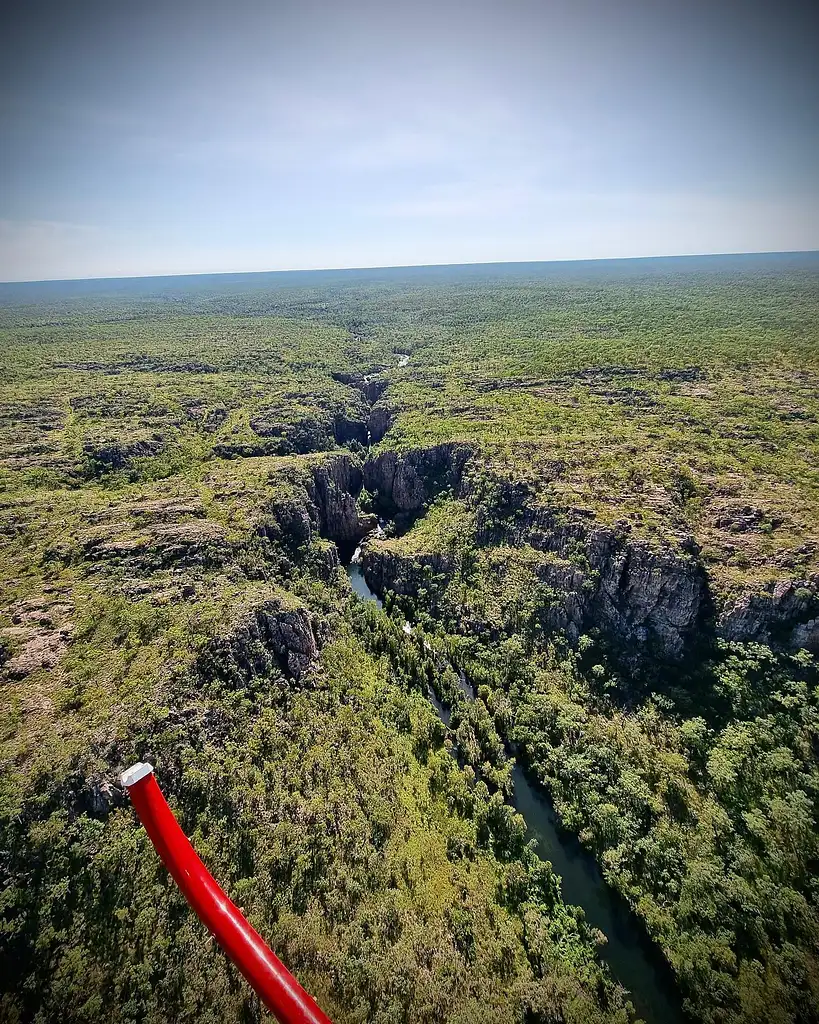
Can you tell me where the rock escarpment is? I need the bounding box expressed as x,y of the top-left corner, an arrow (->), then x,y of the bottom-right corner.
80,519 -> 230,569
248,410 -> 334,454
367,404 -> 393,444
481,500 -> 705,660
255,455 -> 376,560
331,371 -> 387,406
329,369 -> 398,446
82,434 -> 164,475
360,443 -> 819,660
307,455 -> 377,548
361,444 -> 705,660
362,517 -> 703,663
719,577 -> 819,651
332,412 -> 368,448
361,549 -> 453,601
243,405 -> 369,456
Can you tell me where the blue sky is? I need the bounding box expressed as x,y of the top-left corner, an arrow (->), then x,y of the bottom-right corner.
1,0 -> 818,281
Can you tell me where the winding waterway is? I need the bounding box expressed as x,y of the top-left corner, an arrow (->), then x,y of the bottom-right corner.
346,559 -> 685,1024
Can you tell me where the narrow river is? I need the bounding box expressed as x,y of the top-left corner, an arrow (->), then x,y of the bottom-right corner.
346,560 -> 685,1024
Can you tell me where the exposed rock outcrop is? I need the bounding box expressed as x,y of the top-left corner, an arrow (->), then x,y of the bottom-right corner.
311,539 -> 341,581
258,498 -> 314,551
363,518 -> 704,662
202,404 -> 229,432
364,443 -> 473,512
711,501 -> 780,534
0,401 -> 67,471
361,549 -> 453,600
363,443 -> 819,658
483,502 -> 705,660
82,434 -> 164,474
1,594 -> 74,680
332,412 -> 368,448
361,445 -> 704,660
195,597 -> 319,684
367,404 -> 393,444
255,455 -> 376,563
249,410 -> 333,454
307,455 -> 376,549
59,356 -> 217,374
229,397 -> 369,457
718,577 -> 819,651
331,371 -> 387,405
78,519 -> 229,569
78,778 -> 124,819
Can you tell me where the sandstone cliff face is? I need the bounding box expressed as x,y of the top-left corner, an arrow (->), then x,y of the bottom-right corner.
248,456 -> 377,576
360,444 -> 818,660
195,597 -> 319,684
367,404 -> 393,445
483,503 -> 705,660
718,577 -> 819,651
257,497 -> 314,552
364,443 -> 472,512
256,455 -> 376,558
594,540 -> 704,657
307,455 -> 377,547
362,519 -> 703,662
330,371 -> 387,405
361,549 -> 453,601
243,408 -> 368,455
249,410 -> 332,453
360,445 -> 705,660
332,413 -> 368,448
515,505 -> 818,656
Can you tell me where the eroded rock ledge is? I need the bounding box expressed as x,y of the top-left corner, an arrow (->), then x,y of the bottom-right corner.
720,578 -> 819,650
308,456 -> 376,547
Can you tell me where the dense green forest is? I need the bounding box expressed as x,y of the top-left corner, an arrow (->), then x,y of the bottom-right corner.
1,253 -> 817,1024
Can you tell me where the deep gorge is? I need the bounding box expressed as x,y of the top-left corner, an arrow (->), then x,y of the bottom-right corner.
345,552 -> 685,1024
2,255 -> 818,1024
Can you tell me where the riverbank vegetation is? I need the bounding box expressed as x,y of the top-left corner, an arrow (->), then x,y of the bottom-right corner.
416,629 -> 819,1024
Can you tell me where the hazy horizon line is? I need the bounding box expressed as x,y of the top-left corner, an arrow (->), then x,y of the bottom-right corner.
2,247 -> 818,288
